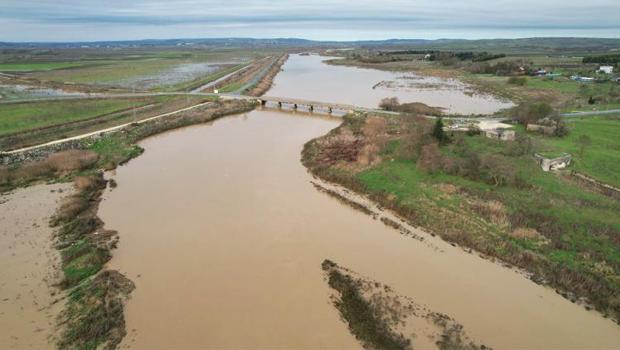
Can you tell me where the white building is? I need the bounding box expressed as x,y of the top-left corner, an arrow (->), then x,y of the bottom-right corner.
599,66 -> 614,74
485,128 -> 516,141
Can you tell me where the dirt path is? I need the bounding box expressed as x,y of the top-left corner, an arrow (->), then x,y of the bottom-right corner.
0,183 -> 73,348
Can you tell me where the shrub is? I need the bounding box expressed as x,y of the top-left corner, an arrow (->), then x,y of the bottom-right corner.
379,97 -> 400,111
507,76 -> 527,86
480,154 -> 520,186
46,150 -> 99,172
0,166 -> 10,184
466,125 -> 481,136
363,117 -> 387,140
511,102 -> 554,126
56,195 -> 90,222
417,143 -> 443,173
432,118 -> 448,144
13,160 -> 54,179
503,134 -> 532,156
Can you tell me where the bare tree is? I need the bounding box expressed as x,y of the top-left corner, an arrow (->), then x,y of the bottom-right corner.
379,97 -> 400,111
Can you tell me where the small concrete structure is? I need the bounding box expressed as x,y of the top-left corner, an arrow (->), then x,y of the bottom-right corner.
485,128 -> 516,141
571,75 -> 595,82
527,123 -> 557,135
534,153 -> 572,171
599,66 -> 614,74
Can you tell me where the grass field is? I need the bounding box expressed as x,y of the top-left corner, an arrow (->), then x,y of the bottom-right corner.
533,116 -> 620,187
0,98 -> 158,136
10,48 -> 270,90
0,62 -> 88,72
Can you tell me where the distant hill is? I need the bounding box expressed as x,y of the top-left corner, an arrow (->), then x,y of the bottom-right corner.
1,37 -> 619,54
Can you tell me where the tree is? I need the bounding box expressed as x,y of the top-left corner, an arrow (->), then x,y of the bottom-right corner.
432,118 -> 448,144
550,114 -> 569,137
511,102 -> 553,127
503,134 -> 532,156
576,134 -> 592,157
481,155 -> 516,187
588,96 -> 595,105
379,97 -> 400,111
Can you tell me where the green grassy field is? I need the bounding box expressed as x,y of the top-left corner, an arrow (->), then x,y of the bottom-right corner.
0,62 -> 88,72
0,98 -> 157,136
525,77 -> 582,93
357,131 -> 620,267
534,116 -> 620,187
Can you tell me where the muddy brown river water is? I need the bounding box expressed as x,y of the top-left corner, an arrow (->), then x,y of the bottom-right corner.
99,55 -> 620,349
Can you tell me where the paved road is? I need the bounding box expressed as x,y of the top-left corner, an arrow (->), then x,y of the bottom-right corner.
560,109 -> 620,117
190,63 -> 253,93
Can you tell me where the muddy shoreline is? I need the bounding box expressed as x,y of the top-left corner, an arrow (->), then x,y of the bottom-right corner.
0,183 -> 71,348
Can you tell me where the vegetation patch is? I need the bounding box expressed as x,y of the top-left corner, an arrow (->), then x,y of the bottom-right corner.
0,98 -> 158,137
322,259 -> 485,350
58,270 -> 134,350
0,150 -> 99,192
305,112 -> 620,323
322,259 -> 412,350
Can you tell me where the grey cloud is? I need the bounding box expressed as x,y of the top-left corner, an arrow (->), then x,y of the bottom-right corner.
1,0 -> 619,41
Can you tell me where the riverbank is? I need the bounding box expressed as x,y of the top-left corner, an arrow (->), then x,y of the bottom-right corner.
302,112 -> 620,324
0,98 -> 257,348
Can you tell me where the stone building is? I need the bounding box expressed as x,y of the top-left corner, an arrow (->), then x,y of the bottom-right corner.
485,128 -> 516,141
534,153 -> 572,171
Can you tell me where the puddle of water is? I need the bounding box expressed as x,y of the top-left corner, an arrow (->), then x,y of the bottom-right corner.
266,54 -> 513,115
117,63 -> 225,89
0,84 -> 88,100
100,111 -> 620,349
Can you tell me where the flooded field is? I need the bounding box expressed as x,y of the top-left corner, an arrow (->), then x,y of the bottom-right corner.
267,54 -> 513,115
117,62 -> 227,89
0,84 -> 88,100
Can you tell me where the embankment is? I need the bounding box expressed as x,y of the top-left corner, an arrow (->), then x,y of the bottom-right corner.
246,54 -> 289,96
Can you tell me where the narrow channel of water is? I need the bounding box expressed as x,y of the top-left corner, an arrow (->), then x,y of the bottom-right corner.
99,55 -> 620,349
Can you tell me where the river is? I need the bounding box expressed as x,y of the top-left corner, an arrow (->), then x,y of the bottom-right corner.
266,54 -> 513,114
99,54 -> 620,349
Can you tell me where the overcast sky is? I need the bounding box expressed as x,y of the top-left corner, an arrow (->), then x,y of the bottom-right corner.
1,0 -> 619,42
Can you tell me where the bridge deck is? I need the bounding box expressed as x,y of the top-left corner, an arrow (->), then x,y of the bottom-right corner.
259,96 -> 358,111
